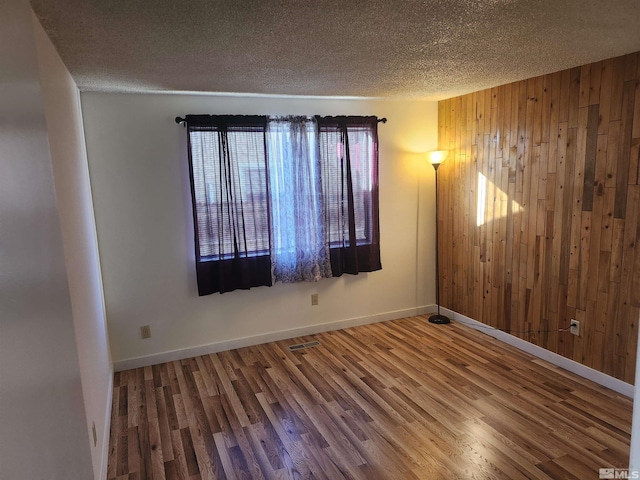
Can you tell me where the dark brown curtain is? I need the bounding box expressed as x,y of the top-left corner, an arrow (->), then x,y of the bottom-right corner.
317,116 -> 381,276
186,115 -> 272,295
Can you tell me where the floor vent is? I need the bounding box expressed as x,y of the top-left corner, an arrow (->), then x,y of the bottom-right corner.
287,340 -> 321,351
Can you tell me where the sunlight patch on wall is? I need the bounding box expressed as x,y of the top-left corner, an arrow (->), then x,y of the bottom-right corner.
477,172 -> 522,227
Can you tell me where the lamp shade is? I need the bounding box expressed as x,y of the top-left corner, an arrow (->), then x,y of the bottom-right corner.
428,150 -> 449,165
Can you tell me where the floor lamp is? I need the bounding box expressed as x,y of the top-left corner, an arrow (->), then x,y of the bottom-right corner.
428,150 -> 450,325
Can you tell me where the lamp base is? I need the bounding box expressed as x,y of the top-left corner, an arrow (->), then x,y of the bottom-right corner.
428,314 -> 450,325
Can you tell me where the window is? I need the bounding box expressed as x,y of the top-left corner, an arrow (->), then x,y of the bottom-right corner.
319,121 -> 377,246
189,123 -> 269,260
184,114 -> 381,295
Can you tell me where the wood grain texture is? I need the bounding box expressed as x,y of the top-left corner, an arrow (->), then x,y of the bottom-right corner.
438,51 -> 640,383
107,317 -> 632,479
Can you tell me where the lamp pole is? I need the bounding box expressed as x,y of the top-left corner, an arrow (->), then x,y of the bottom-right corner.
428,151 -> 450,324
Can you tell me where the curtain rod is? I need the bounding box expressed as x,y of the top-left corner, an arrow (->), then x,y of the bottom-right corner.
174,116 -> 387,125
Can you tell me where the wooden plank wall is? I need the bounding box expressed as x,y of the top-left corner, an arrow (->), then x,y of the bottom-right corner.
437,52 -> 640,384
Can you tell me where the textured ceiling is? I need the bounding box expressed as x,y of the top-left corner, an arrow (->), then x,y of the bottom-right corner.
30,0 -> 640,100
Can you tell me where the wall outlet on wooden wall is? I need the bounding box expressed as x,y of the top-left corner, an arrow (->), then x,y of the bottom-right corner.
570,320 -> 580,336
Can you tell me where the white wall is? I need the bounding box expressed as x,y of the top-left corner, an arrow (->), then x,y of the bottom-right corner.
0,0 -> 94,478
81,92 -> 439,368
33,16 -> 113,480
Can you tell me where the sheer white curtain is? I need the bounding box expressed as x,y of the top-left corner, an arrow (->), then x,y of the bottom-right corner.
266,116 -> 332,283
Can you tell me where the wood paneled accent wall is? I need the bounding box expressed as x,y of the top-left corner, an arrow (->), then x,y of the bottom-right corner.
437,52 -> 640,383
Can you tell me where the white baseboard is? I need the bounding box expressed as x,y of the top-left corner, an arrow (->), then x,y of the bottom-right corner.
114,305 -> 632,398
100,369 -> 114,480
113,305 -> 435,371
441,307 -> 634,398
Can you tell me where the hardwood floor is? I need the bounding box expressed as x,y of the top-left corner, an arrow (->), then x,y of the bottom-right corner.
107,316 -> 633,479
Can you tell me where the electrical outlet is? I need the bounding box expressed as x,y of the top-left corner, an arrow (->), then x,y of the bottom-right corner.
570,319 -> 580,336
140,325 -> 151,339
311,293 -> 318,306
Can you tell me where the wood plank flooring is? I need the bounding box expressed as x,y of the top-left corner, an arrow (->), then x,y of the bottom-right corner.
107,316 -> 633,479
